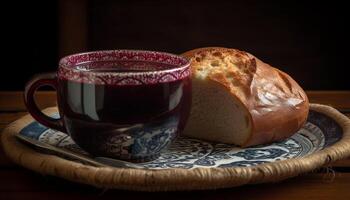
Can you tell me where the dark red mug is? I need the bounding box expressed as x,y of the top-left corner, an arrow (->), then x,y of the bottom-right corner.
24,50 -> 191,161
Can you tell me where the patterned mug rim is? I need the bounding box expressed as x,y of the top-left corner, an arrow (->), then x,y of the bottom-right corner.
57,50 -> 191,85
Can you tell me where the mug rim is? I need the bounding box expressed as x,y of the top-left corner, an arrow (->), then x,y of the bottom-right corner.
57,50 -> 191,85
59,49 -> 190,74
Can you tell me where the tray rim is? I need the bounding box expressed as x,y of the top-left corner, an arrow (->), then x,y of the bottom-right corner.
2,104 -> 350,191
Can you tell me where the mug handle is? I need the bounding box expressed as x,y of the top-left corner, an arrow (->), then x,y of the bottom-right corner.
24,73 -> 66,132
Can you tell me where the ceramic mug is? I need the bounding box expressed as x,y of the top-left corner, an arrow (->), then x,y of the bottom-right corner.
24,50 -> 191,161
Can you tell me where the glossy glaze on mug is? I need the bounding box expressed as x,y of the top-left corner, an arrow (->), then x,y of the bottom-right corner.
25,50 -> 191,161
56,50 -> 191,161
57,67 -> 191,160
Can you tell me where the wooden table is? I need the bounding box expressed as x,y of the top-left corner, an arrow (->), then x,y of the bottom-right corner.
1,91 -> 350,199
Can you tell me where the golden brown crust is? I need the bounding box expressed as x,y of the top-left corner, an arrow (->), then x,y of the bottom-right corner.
183,47 -> 256,102
182,47 -> 309,146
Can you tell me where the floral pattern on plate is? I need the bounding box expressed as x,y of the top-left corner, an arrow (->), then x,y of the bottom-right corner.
19,110 -> 342,169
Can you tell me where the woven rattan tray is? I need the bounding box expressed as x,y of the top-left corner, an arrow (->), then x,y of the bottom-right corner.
1,104 -> 350,191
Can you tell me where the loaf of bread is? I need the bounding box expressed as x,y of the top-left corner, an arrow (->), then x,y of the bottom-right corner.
182,47 -> 309,147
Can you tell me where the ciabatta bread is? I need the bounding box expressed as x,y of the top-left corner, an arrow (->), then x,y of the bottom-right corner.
182,47 -> 309,147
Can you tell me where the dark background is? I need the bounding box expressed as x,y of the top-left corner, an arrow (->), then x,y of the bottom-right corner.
2,0 -> 349,91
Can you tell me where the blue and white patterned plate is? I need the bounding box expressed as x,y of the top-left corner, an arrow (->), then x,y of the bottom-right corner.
19,110 -> 342,169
